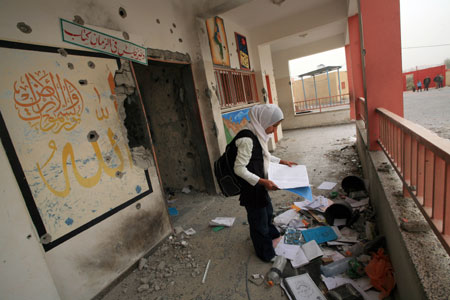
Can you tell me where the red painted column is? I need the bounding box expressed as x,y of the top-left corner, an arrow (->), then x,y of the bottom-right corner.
348,15 -> 364,119
360,0 -> 404,150
345,44 -> 356,120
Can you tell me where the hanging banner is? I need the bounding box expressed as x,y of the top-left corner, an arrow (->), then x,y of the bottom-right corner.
60,18 -> 147,65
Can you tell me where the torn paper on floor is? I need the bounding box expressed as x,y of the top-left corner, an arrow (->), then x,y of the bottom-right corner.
318,181 -> 337,190
274,209 -> 300,226
209,217 -> 235,227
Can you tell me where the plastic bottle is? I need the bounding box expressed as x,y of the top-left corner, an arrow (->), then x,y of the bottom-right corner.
320,257 -> 352,277
266,256 -> 287,286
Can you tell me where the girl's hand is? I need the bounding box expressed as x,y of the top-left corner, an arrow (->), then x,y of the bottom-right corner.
258,178 -> 279,191
280,160 -> 298,167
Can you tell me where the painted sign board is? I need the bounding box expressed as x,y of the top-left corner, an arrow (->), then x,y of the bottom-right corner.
0,41 -> 152,251
60,19 -> 148,65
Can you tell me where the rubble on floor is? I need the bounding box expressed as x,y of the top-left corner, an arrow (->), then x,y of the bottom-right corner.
266,176 -> 395,300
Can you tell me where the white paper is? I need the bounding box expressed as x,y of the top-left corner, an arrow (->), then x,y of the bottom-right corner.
268,163 -> 309,189
274,209 -> 300,226
209,217 -> 235,227
291,247 -> 309,268
284,273 -> 326,300
322,248 -> 346,262
184,228 -> 196,235
275,238 -> 301,260
294,196 -> 332,213
318,181 -> 337,190
301,240 -> 323,261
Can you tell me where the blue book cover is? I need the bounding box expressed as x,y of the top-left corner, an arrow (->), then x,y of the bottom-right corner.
301,226 -> 337,244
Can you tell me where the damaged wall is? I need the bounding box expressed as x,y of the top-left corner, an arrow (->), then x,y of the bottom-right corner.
133,59 -> 214,193
0,0 -> 227,299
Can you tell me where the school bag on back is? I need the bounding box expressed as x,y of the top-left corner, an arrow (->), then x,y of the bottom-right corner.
214,129 -> 257,197
214,142 -> 242,197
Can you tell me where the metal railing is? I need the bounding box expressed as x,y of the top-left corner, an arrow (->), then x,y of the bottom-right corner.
377,108 -> 450,253
294,94 -> 350,113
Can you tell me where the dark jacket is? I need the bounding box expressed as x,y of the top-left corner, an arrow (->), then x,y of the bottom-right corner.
228,129 -> 270,208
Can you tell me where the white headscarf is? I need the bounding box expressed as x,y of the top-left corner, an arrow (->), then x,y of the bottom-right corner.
246,104 -> 284,177
247,104 -> 284,143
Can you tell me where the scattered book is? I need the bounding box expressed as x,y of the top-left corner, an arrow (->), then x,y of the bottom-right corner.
282,273 -> 326,300
291,240 -> 324,268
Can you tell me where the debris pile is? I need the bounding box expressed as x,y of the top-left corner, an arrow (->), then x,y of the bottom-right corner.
263,176 -> 396,300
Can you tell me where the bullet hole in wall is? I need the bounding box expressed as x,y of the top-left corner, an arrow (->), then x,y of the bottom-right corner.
104,155 -> 112,163
87,130 -> 99,142
27,234 -> 32,239
135,203 -> 141,210
68,63 -> 74,70
123,31 -> 130,40
73,15 -> 85,25
172,23 -> 176,28
119,7 -> 127,18
156,19 -> 160,24
40,233 -> 52,244
115,171 -> 124,178
186,152 -> 194,159
58,48 -> 68,57
88,61 -> 95,69
178,38 -> 183,43
79,79 -> 88,85
170,29 -> 173,34
17,22 -> 32,34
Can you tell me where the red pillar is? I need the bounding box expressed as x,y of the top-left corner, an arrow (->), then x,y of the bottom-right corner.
360,0 -> 404,150
348,14 -> 365,121
345,44 -> 356,120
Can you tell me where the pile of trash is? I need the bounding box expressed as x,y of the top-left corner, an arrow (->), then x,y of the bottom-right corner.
257,176 -> 396,300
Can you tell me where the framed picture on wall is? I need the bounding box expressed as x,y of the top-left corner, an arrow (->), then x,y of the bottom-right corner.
235,32 -> 250,70
205,16 -> 230,67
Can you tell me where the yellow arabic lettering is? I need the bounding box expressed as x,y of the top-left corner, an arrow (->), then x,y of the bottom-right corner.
37,128 -> 125,197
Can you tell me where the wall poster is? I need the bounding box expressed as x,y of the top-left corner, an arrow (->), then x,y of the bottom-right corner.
222,108 -> 250,144
205,16 -> 230,67
235,32 -> 250,70
0,41 -> 152,251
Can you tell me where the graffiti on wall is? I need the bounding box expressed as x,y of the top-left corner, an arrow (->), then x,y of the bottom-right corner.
0,44 -> 151,248
222,108 -> 250,144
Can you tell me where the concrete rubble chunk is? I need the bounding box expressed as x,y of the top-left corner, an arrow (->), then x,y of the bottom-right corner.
400,220 -> 431,233
137,284 -> 149,293
140,276 -> 151,284
138,258 -> 148,271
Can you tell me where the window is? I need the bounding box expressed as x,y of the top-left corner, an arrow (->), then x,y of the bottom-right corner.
214,67 -> 259,108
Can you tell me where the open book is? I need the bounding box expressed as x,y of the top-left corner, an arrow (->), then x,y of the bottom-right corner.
282,273 -> 326,300
291,240 -> 323,268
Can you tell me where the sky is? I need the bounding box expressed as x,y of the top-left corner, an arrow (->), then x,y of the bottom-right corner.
289,0 -> 450,77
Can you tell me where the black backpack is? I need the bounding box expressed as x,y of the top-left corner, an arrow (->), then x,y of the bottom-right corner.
214,141 -> 242,197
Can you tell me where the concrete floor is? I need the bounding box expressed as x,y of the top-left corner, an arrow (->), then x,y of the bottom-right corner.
102,123 -> 364,300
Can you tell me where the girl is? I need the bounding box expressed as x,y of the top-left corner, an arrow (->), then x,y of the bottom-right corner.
231,104 -> 296,262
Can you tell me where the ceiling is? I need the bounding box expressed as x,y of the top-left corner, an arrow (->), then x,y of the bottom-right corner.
215,0 -> 351,55
221,0 -> 333,30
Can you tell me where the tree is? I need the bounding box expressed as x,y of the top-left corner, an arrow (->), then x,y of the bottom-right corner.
445,58 -> 450,69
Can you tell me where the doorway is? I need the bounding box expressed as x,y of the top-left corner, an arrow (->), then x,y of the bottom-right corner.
133,60 -> 215,194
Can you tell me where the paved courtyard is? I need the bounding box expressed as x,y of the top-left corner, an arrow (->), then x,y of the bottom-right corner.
403,86 -> 450,140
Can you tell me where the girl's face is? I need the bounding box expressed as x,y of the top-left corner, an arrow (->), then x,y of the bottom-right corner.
265,120 -> 282,134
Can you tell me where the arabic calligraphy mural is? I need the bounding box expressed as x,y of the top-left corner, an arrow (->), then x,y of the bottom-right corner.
14,70 -> 84,133
61,19 -> 147,65
0,47 -> 151,242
